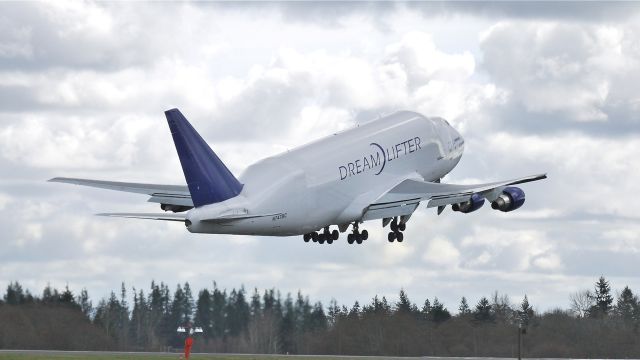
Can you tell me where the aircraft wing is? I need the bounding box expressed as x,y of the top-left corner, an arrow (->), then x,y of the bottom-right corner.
362,173 -> 546,220
48,177 -> 193,207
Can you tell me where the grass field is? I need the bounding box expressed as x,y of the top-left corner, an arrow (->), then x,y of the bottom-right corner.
0,353 -> 405,360
0,355 -> 353,360
0,355 -> 362,360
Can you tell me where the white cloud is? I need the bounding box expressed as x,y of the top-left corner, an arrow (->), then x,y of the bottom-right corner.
474,132 -> 640,216
461,227 -> 562,272
0,192 -> 11,211
603,228 -> 640,253
1,2 -> 639,312
422,236 -> 461,267
480,21 -> 640,123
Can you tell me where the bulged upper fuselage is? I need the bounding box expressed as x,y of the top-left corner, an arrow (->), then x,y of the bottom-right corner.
186,111 -> 464,236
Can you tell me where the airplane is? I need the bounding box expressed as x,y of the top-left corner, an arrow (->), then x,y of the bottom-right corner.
50,109 -> 546,245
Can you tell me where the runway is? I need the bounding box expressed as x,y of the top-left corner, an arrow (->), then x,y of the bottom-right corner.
0,349 -> 562,359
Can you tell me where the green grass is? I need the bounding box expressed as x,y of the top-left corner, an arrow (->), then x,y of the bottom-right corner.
0,354 -> 368,360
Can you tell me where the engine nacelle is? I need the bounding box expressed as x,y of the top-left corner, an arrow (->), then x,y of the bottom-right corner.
452,193 -> 485,213
491,186 -> 525,212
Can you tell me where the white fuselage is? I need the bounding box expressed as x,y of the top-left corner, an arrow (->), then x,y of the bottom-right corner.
186,111 -> 464,236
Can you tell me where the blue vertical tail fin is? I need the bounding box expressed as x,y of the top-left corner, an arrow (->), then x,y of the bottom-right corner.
165,108 -> 243,207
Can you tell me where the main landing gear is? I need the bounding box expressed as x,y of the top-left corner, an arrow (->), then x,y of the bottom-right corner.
387,217 -> 406,243
347,222 -> 368,245
303,226 -> 338,245
302,222 -> 368,245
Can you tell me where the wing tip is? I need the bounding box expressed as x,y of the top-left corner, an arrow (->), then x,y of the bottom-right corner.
48,177 -> 75,183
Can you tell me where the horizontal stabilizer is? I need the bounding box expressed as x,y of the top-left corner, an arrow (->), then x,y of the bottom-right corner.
48,177 -> 193,207
96,213 -> 187,222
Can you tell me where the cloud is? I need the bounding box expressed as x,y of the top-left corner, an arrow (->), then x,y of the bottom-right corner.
479,21 -> 640,130
461,227 -> 561,272
422,236 -> 460,268
1,2 -> 640,312
415,2 -> 640,22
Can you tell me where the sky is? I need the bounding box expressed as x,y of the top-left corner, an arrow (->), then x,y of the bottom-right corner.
1,1 -> 640,313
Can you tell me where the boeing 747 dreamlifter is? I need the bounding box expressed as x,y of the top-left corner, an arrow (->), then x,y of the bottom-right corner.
50,109 -> 546,244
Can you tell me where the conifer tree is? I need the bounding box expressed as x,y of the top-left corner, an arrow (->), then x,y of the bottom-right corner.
77,288 -> 93,319
348,301 -> 361,320
295,292 -> 312,332
279,293 -> 296,353
364,295 -> 386,315
309,301 -> 327,331
118,284 -> 130,349
518,295 -> 534,326
60,285 -> 75,305
4,281 -> 25,305
130,288 -> 149,348
473,297 -> 493,323
430,298 -> 451,323
590,276 -> 614,318
421,299 -> 431,320
250,288 -> 261,319
380,296 -> 391,315
396,289 -> 413,314
211,283 -> 227,338
194,289 -> 213,336
458,297 -> 470,316
183,282 -> 194,323
615,286 -> 637,322
42,283 -> 59,304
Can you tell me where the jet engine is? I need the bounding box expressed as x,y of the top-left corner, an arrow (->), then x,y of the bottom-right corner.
491,186 -> 525,212
452,194 -> 485,213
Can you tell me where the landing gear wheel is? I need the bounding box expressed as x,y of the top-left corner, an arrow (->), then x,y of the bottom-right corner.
390,220 -> 398,232
361,230 -> 368,240
311,232 -> 318,242
388,232 -> 396,242
356,235 -> 363,244
327,238 -> 333,244
398,222 -> 406,231
318,235 -> 325,244
396,232 -> 404,242
347,234 -> 354,244
303,233 -> 311,242
332,230 -> 339,240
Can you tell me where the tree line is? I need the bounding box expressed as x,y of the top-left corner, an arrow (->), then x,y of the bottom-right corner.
1,276 -> 639,357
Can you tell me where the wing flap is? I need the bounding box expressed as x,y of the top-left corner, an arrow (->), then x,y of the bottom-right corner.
426,195 -> 473,207
147,195 -> 193,207
362,202 -> 419,221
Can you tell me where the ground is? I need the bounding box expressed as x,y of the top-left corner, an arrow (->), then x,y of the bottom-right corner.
0,352 -> 441,360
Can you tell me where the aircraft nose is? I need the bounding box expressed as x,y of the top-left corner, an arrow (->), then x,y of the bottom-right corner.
450,124 -> 462,141
449,123 -> 464,155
